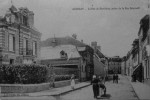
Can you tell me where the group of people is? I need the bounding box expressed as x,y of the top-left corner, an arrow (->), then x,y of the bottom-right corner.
91,75 -> 107,99
113,74 -> 119,83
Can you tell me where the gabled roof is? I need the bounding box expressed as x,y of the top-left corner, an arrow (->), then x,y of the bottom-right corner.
95,48 -> 105,58
40,45 -> 81,60
94,53 -> 106,67
41,36 -> 86,47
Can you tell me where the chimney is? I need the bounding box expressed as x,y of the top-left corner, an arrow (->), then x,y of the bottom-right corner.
81,40 -> 83,43
91,41 -> 97,52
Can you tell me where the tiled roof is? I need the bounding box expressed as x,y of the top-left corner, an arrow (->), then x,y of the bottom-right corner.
40,45 -> 81,60
77,47 -> 86,51
41,36 -> 86,47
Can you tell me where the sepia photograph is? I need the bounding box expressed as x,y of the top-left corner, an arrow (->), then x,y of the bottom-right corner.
0,0 -> 150,100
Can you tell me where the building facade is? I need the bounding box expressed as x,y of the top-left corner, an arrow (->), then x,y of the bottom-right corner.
91,41 -> 108,77
121,56 -> 126,75
41,36 -> 94,81
0,5 -> 41,64
138,15 -> 150,82
108,56 -> 122,74
131,39 -> 141,81
40,44 -> 83,81
125,51 -> 133,76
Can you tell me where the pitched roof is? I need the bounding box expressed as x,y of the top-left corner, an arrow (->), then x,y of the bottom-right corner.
40,45 -> 81,60
41,36 -> 86,47
77,47 -> 86,51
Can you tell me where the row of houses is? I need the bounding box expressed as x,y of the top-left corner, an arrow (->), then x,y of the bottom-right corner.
121,14 -> 150,83
107,56 -> 122,74
0,5 -> 108,81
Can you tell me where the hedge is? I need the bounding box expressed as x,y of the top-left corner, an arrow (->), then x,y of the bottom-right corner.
54,75 -> 78,81
55,75 -> 71,81
0,64 -> 49,84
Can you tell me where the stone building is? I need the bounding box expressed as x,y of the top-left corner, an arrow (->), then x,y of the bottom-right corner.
91,41 -> 108,77
108,56 -> 122,74
125,51 -> 133,76
40,44 -> 83,81
0,5 -> 41,64
138,15 -> 150,82
131,39 -> 140,80
121,56 -> 126,75
41,36 -> 94,81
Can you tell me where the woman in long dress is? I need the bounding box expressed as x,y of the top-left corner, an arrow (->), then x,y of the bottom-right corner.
91,75 -> 99,98
98,76 -> 106,96
70,74 -> 75,89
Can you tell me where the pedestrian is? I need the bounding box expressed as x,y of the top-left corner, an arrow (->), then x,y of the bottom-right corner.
98,76 -> 107,96
116,74 -> 119,83
113,74 -> 115,83
70,74 -> 75,89
98,76 -> 102,96
91,75 -> 99,99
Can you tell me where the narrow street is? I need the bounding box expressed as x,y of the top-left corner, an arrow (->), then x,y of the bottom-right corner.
2,75 -> 139,100
55,75 -> 138,100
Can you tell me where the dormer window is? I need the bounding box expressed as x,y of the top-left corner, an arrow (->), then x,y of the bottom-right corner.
60,50 -> 67,58
22,15 -> 28,26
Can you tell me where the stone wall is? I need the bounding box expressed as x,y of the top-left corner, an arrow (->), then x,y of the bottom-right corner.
0,79 -> 79,93
0,83 -> 50,93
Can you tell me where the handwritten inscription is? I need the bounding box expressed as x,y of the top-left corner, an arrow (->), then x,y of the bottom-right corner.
72,7 -> 140,10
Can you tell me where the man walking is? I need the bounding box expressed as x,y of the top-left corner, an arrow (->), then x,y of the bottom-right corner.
113,74 -> 115,83
116,74 -> 119,83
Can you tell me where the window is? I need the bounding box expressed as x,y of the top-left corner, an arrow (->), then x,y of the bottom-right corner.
8,34 -> 15,52
82,66 -> 84,72
10,59 -> 14,64
33,41 -> 37,55
23,15 -> 28,26
60,50 -> 67,58
23,38 -> 28,55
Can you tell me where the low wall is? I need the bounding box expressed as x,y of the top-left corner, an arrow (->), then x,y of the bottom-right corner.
0,79 -> 79,93
0,83 -> 50,93
54,79 -> 79,88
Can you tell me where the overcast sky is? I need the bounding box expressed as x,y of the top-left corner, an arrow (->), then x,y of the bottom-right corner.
0,0 -> 149,57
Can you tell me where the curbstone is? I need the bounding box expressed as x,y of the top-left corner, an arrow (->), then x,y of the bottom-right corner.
125,76 -> 140,100
51,83 -> 91,96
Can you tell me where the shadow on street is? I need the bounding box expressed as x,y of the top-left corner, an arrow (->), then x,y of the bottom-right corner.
97,94 -> 111,99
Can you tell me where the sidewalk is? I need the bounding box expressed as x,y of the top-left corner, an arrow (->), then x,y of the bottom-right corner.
0,82 -> 90,97
126,76 -> 150,100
